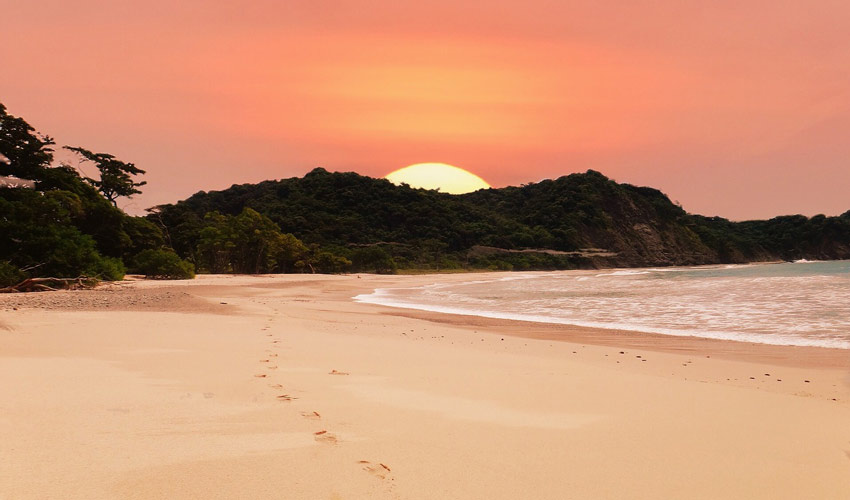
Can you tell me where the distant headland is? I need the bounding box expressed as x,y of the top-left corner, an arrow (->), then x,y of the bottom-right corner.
2,101 -> 849,289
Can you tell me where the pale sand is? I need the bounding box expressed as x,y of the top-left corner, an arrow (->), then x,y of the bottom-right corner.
1,273 -> 849,499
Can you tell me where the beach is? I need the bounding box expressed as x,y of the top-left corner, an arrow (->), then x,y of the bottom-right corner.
1,273 -> 849,499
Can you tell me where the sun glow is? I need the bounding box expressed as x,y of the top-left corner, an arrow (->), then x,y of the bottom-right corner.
385,163 -> 491,194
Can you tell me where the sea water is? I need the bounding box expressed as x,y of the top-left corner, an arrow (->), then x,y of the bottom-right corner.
355,261 -> 850,349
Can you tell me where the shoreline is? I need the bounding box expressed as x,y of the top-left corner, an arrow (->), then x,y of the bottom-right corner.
3,270 -> 849,368
2,273 -> 849,499
358,293 -> 850,352
355,260 -> 850,352
376,307 -> 850,370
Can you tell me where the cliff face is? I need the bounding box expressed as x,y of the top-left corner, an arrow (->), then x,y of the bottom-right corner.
154,168 -> 850,270
461,171 -> 719,267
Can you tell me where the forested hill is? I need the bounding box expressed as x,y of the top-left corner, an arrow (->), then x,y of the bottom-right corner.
6,96 -> 847,283
152,167 -> 850,271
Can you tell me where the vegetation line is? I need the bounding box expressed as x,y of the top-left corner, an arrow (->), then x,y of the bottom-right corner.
3,101 -> 849,290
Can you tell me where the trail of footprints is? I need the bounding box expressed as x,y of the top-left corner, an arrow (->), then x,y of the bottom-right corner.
258,311 -> 289,399
253,307 -> 393,484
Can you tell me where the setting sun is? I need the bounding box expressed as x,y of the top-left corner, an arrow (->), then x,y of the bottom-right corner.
385,162 -> 491,194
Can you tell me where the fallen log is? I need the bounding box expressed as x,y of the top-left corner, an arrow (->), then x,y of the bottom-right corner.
0,277 -> 99,293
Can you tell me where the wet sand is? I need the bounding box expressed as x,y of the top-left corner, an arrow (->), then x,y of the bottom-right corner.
1,273 -> 849,499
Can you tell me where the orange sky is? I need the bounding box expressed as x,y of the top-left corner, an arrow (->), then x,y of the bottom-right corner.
2,1 -> 849,219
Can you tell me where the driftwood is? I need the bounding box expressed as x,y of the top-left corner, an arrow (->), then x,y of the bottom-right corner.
0,277 -> 98,293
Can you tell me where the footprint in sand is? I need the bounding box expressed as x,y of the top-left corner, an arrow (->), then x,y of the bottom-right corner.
329,369 -> 349,376
359,461 -> 391,479
268,383 -> 283,389
314,430 -> 338,444
254,374 -> 267,378
276,394 -> 296,401
301,411 -> 321,420
267,365 -> 278,370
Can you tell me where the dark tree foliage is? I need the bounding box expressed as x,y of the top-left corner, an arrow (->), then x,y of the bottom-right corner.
154,168 -> 527,261
153,168 -> 850,271
0,187 -> 125,281
131,249 -> 195,279
0,103 -> 55,179
312,251 -> 352,274
194,208 -> 320,274
0,260 -> 26,287
1,102 -> 164,285
5,101 -> 849,279
65,146 -> 147,206
350,246 -> 397,274
122,216 -> 166,262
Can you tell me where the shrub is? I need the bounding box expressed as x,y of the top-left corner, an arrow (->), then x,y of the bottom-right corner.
132,249 -> 195,279
312,251 -> 352,274
0,261 -> 26,287
93,256 -> 126,281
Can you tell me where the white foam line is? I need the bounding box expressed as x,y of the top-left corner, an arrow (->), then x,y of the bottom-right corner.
595,270 -> 651,277
354,289 -> 850,350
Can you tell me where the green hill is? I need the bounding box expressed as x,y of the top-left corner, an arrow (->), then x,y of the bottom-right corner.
151,168 -> 850,271
5,99 -> 848,279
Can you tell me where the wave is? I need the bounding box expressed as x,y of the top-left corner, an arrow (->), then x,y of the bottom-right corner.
355,285 -> 850,350
595,270 -> 650,277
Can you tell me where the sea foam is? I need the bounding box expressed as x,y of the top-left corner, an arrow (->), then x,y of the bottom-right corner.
355,261 -> 850,349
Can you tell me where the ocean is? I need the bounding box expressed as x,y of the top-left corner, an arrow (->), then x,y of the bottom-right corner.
355,261 -> 850,349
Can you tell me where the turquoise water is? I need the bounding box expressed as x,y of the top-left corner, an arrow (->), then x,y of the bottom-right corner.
355,261 -> 850,349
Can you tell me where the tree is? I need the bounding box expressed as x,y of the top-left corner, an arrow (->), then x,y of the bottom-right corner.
0,102 -> 188,284
0,102 -> 55,179
121,216 -> 165,261
65,146 -> 146,206
229,208 -> 286,274
192,208 -> 345,274
311,251 -> 352,274
274,233 -> 309,273
0,188 -> 125,281
196,211 -> 236,273
351,246 -> 397,274
131,249 -> 195,279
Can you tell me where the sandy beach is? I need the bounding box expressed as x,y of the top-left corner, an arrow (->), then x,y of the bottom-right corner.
1,273 -> 849,499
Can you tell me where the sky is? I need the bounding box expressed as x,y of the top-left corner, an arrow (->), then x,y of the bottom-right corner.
2,0 -> 848,220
